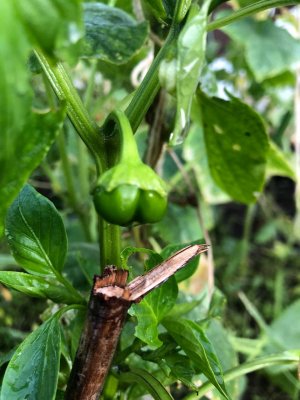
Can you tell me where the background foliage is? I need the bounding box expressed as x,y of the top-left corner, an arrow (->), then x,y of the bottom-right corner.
0,1 -> 300,399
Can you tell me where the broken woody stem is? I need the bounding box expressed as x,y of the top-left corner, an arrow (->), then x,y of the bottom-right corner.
65,244 -> 209,400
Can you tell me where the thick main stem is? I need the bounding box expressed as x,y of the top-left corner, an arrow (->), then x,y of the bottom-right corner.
125,24 -> 180,133
65,269 -> 131,400
65,245 -> 208,399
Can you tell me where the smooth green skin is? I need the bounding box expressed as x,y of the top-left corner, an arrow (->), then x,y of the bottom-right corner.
136,190 -> 167,223
93,184 -> 167,226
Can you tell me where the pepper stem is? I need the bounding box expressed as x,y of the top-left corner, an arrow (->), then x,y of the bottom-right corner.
103,109 -> 141,164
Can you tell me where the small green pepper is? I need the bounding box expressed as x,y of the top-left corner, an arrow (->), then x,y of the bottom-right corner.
93,110 -> 167,226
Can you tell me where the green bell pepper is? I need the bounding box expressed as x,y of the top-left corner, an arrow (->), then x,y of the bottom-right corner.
93,110 -> 167,226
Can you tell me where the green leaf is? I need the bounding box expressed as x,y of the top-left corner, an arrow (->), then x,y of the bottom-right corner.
15,0 -> 83,60
163,318 -> 231,400
0,316 -> 61,400
0,2 -> 30,236
165,353 -> 198,390
121,246 -> 158,269
0,109 -> 65,237
154,203 -> 202,244
206,320 -> 243,399
0,272 -> 83,305
171,1 -> 211,145
69,309 -> 86,360
195,91 -> 269,203
160,241 -> 202,282
82,3 -> 148,64
143,0 -> 167,21
222,17 -> 300,82
130,277 -> 178,348
5,184 -> 67,276
266,299 -> 300,353
120,368 -> 174,400
183,122 -> 230,204
267,141 -> 295,180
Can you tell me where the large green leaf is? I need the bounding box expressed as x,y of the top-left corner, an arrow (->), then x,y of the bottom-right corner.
222,17 -> 300,82
14,0 -> 83,60
82,3 -> 148,64
0,110 -> 65,237
183,122 -> 230,204
130,277 -> 178,348
0,316 -> 61,400
163,318 -> 231,400
0,271 -> 82,305
5,185 -> 67,276
171,0 -> 211,145
195,91 -> 269,203
0,2 -> 30,236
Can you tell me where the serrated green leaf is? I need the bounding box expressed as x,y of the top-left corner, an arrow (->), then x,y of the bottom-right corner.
82,3 -> 148,64
15,0 -> 83,61
130,278 -> 178,348
171,1 -> 211,145
267,140 -> 295,180
0,316 -> 61,400
0,271 -> 82,305
163,318 -> 231,400
5,184 -> 67,276
196,91 -> 269,203
222,17 -> 300,82
120,368 -> 174,400
0,110 -> 65,237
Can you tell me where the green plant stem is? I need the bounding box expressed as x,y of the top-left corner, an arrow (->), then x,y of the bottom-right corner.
125,24 -> 180,133
35,50 -> 105,174
239,204 -> 256,275
56,130 -> 78,210
79,60 -> 98,202
99,218 -> 121,270
36,50 -> 122,269
56,303 -> 87,319
207,0 -> 299,32
184,352 -> 300,400
42,70 -> 92,241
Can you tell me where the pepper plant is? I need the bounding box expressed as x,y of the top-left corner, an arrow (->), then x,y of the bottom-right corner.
1,1 -> 300,399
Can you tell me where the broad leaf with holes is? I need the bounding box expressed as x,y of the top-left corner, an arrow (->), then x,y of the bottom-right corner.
82,3 -> 148,64
195,91 -> 269,203
0,315 -> 61,400
5,185 -> 67,276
